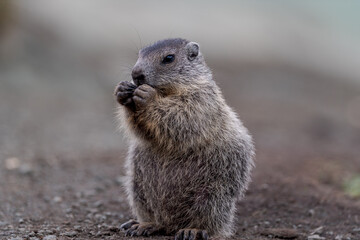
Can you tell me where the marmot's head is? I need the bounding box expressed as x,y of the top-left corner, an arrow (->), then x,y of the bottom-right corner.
131,38 -> 212,91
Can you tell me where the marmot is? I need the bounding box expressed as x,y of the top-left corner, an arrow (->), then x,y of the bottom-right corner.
114,38 -> 254,240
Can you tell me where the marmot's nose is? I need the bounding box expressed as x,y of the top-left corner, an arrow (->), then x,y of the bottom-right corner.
132,68 -> 146,86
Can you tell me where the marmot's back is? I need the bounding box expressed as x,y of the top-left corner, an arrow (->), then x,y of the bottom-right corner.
115,38 -> 255,240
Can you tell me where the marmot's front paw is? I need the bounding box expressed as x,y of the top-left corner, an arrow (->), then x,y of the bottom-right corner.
133,84 -> 157,109
114,81 -> 137,106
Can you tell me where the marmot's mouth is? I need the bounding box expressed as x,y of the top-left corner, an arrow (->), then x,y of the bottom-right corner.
133,74 -> 146,86
132,80 -> 140,87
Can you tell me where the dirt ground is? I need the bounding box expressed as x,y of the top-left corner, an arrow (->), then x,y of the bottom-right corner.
1,147 -> 360,240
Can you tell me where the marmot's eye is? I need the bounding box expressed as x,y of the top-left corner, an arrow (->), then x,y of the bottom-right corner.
162,54 -> 175,64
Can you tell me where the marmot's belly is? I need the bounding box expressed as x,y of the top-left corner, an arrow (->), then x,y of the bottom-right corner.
142,177 -> 204,227
137,160 -> 214,227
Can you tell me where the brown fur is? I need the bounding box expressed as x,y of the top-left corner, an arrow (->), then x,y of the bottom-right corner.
115,38 -> 255,238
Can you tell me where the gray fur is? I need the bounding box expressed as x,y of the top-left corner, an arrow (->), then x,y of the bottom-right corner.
115,38 -> 255,238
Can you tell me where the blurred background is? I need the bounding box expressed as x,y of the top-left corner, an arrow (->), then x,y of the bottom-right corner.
1,0 -> 360,158
1,1 -> 360,239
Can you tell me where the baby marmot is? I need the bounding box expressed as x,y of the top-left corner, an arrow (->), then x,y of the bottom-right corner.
115,38 -> 254,240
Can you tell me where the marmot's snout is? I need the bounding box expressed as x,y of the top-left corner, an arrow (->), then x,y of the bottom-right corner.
132,66 -> 146,86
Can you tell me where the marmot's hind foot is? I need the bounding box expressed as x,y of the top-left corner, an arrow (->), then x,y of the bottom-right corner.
175,229 -> 209,240
123,222 -> 164,237
119,219 -> 138,230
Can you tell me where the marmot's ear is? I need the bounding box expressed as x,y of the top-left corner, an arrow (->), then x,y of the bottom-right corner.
186,42 -> 199,61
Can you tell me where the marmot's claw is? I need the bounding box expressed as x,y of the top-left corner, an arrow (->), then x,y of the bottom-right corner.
115,81 -> 137,107
120,219 -> 139,231
124,224 -> 139,236
175,229 -> 208,240
122,222 -> 162,237
114,81 -> 136,95
116,91 -> 132,103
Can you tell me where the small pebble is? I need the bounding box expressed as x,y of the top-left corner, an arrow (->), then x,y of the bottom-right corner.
335,235 -> 343,240
88,208 -> 98,214
104,212 -> 113,216
79,199 -> 88,205
18,164 -> 33,175
53,196 -> 62,203
63,231 -> 77,237
109,226 -> 119,232
74,225 -> 82,231
308,209 -> 315,216
75,192 -> 83,198
84,190 -> 96,197
94,213 -> 106,221
5,157 -> 20,170
94,200 -> 103,208
310,226 -> 324,235
308,234 -> 325,240
43,235 -> 57,240
95,185 -> 105,192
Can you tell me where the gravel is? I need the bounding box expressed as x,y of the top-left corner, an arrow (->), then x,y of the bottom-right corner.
62,231 -> 77,237
43,235 -> 57,240
260,228 -> 300,239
